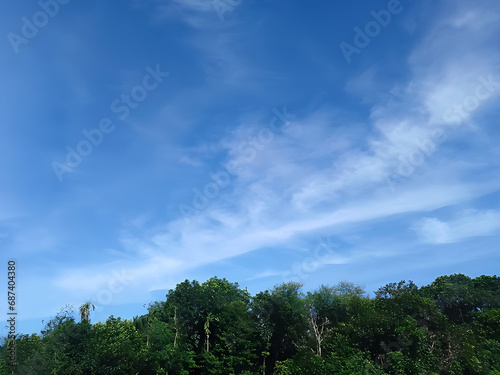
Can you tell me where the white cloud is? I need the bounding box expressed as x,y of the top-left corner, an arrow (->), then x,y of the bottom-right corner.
413,209 -> 500,244
412,218 -> 451,244
45,0 -> 500,306
407,0 -> 500,127
246,270 -> 284,281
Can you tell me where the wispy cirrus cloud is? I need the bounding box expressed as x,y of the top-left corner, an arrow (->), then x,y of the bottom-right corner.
50,0 -> 500,305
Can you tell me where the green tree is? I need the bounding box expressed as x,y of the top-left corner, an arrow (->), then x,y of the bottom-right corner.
158,277 -> 253,374
305,282 -> 365,358
421,274 -> 477,323
251,282 -> 308,374
91,316 -> 152,374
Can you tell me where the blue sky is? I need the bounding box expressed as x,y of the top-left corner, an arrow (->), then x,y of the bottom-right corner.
1,0 -> 500,336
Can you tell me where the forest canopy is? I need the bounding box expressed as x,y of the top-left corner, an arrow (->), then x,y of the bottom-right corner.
2,274 -> 500,374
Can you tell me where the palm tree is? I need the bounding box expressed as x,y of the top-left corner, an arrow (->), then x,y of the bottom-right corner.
79,301 -> 95,323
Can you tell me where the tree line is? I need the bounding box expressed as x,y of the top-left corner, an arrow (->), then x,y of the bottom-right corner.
1,273 -> 500,374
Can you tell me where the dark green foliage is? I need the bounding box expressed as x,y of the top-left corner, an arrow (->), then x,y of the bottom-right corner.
1,274 -> 499,374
